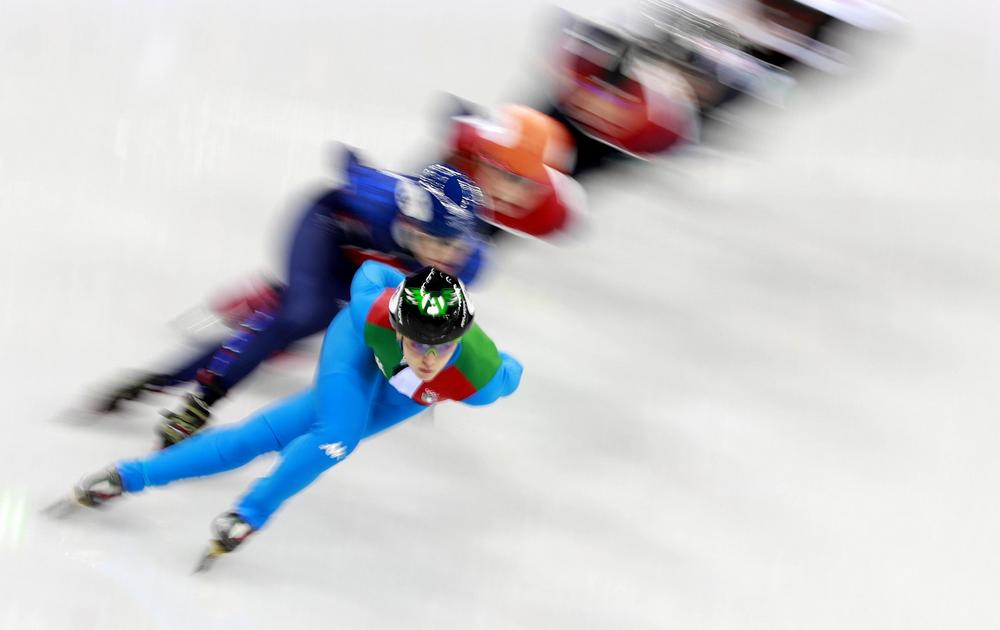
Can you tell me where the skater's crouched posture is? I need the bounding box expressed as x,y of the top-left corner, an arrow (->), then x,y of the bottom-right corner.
96,155 -> 490,449
69,261 -> 522,568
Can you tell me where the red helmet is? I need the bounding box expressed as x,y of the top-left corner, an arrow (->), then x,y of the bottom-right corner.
553,18 -> 698,156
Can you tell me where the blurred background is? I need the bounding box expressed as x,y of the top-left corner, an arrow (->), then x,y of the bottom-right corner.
2,0 -> 999,629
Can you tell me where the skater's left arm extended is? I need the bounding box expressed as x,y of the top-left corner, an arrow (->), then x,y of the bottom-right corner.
462,351 -> 523,406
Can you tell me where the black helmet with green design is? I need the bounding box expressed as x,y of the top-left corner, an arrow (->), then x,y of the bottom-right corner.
389,266 -> 475,344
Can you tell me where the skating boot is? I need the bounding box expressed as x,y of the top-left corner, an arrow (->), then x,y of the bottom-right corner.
43,467 -> 124,517
156,392 -> 214,448
194,511 -> 256,572
93,372 -> 170,414
73,467 -> 125,507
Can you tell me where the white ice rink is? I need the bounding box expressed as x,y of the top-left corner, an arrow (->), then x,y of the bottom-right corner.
2,1 -> 998,628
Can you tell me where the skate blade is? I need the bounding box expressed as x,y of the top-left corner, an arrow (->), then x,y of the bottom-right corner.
41,496 -> 84,519
193,541 -> 227,574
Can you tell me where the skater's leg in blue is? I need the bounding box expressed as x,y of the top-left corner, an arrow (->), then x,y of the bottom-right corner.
234,372 -> 373,528
195,196 -> 351,396
232,308 -> 400,528
235,388 -> 424,529
116,390 -> 317,492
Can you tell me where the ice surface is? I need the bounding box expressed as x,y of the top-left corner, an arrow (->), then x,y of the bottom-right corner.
1,1 -> 998,629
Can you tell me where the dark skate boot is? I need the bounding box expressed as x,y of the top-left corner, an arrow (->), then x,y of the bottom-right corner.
156,392 -> 214,448
93,372 -> 171,414
156,379 -> 227,448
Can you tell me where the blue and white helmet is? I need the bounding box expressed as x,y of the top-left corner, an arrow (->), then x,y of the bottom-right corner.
395,164 -> 483,239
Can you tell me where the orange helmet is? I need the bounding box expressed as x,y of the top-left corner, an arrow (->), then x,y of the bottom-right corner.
471,105 -> 575,182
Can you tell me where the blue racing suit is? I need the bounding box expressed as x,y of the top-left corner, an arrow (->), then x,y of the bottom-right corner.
117,261 -> 521,529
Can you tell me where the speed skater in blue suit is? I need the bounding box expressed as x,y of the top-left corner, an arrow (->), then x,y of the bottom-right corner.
63,261 -> 522,570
